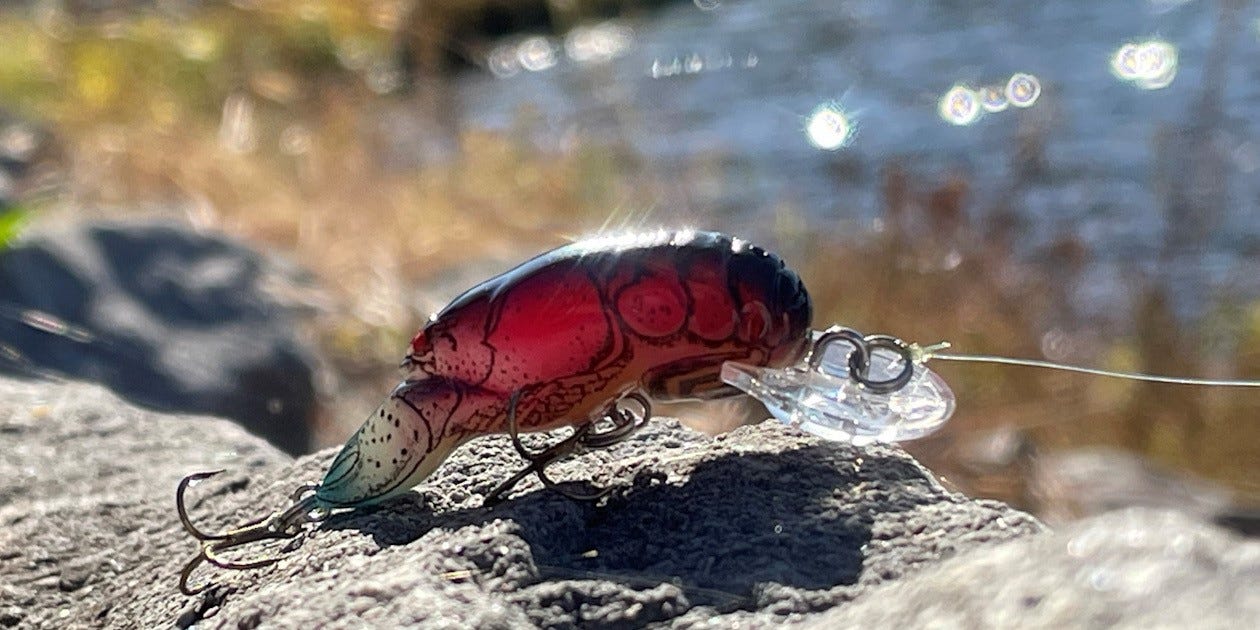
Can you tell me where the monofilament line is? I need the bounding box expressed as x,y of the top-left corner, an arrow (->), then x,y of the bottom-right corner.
929,352 -> 1260,388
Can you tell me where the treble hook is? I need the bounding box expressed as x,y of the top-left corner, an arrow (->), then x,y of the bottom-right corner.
483,390 -> 652,506
175,470 -> 329,595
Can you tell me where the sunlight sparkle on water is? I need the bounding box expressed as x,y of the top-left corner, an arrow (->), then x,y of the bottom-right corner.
565,22 -> 633,64
1005,73 -> 1041,108
978,86 -> 1008,113
650,57 -> 682,78
488,45 -> 520,77
650,51 -> 754,78
684,54 -> 704,74
1111,40 -> 1178,90
805,103 -> 854,150
938,85 -> 982,126
518,37 -> 559,72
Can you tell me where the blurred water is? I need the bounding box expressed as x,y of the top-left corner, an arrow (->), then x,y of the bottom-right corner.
457,0 -> 1260,315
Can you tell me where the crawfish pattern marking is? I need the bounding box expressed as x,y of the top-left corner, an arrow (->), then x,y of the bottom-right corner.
316,230 -> 813,507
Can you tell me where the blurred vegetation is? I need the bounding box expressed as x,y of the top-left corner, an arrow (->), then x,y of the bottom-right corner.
0,0 -> 1257,520
0,0 -> 626,362
0,206 -> 26,249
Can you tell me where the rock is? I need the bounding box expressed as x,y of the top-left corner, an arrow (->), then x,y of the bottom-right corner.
805,509 -> 1260,629
0,221 -> 319,454
10,377 -> 1254,629
0,375 -> 1043,628
0,377 -> 290,628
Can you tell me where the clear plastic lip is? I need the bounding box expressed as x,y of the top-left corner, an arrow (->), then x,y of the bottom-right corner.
721,344 -> 955,445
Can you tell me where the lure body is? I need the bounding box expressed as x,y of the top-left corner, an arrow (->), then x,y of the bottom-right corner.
317,230 -> 812,507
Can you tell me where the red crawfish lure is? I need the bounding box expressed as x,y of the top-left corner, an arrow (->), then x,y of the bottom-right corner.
175,229 -> 1260,595
176,229 -> 814,594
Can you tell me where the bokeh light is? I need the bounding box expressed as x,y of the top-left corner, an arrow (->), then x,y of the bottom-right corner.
979,85 -> 1009,113
1111,43 -> 1142,79
1111,39 -> 1178,90
564,22 -> 634,64
684,53 -> 704,74
805,103 -> 855,150
938,85 -> 982,126
488,45 -> 521,78
650,50 -> 756,79
1005,73 -> 1041,108
517,37 -> 559,73
650,57 -> 682,78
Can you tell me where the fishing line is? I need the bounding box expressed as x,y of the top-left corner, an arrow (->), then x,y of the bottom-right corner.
926,350 -> 1260,388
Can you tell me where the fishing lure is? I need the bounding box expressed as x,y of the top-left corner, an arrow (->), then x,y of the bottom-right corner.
176,229 -> 1260,595
177,229 -> 813,594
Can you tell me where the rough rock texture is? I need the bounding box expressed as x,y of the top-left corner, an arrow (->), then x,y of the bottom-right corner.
8,378 -> 1256,629
6,377 -> 1256,629
0,221 -> 319,453
0,375 -> 1048,628
0,378 -> 289,629
805,509 -> 1260,629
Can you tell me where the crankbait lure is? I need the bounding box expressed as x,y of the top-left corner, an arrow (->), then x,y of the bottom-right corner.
176,229 -> 812,594
176,229 -> 1260,595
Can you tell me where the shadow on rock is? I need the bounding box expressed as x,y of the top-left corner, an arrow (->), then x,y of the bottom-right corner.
326,444 -> 894,603
136,421 -> 1043,628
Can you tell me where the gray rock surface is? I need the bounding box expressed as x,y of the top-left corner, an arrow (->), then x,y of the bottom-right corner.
0,377 -> 289,629
8,384 -> 1253,630
7,376 -> 1256,629
805,509 -> 1260,630
0,375 -> 1046,628
0,221 -> 318,453
10,376 -> 1257,630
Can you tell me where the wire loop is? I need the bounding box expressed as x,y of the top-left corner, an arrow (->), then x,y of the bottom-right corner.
810,327 -> 916,394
